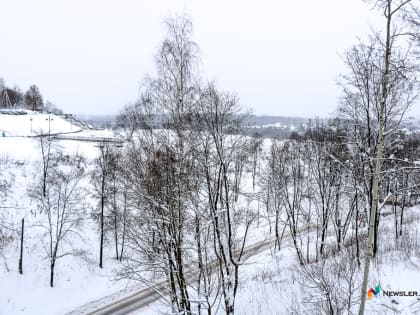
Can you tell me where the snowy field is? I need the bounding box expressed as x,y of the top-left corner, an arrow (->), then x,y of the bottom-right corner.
0,112 -> 81,137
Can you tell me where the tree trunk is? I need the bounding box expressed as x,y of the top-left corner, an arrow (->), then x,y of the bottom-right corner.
355,191 -> 361,266
50,260 -> 55,288
99,191 -> 104,269
114,213 -> 119,260
120,191 -> 127,261
18,218 -> 24,275
275,208 -> 280,250
43,174 -> 47,198
320,211 -> 328,256
113,180 -> 119,260
291,228 -> 305,265
195,215 -> 203,315
359,2 -> 392,313
394,201 -> 398,239
373,207 -> 380,256
399,203 -> 405,237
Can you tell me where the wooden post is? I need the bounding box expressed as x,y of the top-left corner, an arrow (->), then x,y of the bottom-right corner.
19,218 -> 24,275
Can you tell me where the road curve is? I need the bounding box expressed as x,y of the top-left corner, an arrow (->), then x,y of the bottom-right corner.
77,229 -> 297,315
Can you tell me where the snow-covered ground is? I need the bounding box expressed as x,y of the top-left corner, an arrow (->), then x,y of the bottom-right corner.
1,114 -> 420,315
0,112 -> 81,137
0,114 -> 134,315
0,143 -> 137,314
131,206 -> 420,315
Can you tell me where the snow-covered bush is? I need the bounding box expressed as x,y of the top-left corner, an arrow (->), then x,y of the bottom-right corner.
300,246 -> 360,314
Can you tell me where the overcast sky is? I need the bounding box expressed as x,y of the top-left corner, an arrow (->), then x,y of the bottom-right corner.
1,0 -> 418,118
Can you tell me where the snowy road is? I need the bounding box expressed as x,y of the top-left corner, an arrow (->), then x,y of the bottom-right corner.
74,225 -> 313,315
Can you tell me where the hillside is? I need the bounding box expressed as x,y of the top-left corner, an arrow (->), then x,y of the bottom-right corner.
0,113 -> 136,314
0,113 -> 419,315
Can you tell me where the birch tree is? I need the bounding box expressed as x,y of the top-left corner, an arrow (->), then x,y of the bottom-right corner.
350,1 -> 419,313
122,15 -> 199,314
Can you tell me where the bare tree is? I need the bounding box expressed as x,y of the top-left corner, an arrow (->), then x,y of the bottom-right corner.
117,157 -> 131,261
339,1 -> 418,255
44,101 -> 63,115
91,142 -> 113,268
306,121 -> 352,256
0,157 -> 12,272
301,247 -> 360,314
194,84 -> 254,314
107,146 -> 123,260
347,1 -> 420,313
382,131 -> 420,237
92,143 -> 124,261
272,140 -> 307,265
39,136 -> 54,198
263,141 -> 285,251
121,15 -> 199,314
25,84 -> 44,111
249,134 -> 263,192
31,153 -> 87,287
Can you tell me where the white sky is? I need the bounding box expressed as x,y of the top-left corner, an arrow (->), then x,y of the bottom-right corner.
0,0 -> 418,118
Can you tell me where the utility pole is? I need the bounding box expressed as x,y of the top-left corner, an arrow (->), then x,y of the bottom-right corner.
46,112 -> 53,140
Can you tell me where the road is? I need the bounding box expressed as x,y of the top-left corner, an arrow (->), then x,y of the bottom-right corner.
74,233 -> 280,315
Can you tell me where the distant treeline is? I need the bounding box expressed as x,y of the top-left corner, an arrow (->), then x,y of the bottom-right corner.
0,77 -> 62,114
